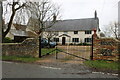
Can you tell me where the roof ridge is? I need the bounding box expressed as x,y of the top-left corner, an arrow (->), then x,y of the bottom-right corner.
60,18 -> 95,21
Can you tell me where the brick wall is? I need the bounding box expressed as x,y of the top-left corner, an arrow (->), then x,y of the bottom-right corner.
92,30 -> 120,61
2,38 -> 39,57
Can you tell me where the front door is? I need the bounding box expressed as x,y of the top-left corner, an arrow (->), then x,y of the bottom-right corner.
62,37 -> 66,45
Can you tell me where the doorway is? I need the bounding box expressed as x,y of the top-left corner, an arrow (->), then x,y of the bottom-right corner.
62,37 -> 66,45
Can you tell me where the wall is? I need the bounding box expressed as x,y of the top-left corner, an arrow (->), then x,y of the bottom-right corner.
92,31 -> 120,61
43,30 -> 97,45
2,38 -> 39,57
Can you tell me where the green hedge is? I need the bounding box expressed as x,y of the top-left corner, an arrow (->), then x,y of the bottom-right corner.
2,37 -> 13,43
69,43 -> 91,46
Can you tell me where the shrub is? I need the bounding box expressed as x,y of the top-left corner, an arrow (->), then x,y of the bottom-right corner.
69,43 -> 73,45
78,43 -> 91,46
3,37 -> 13,43
78,43 -> 83,45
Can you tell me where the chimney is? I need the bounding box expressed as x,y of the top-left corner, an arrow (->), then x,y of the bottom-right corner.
95,10 -> 97,19
53,13 -> 56,22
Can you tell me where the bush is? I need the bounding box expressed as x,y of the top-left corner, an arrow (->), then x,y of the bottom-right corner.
2,37 -> 13,43
69,43 -> 73,45
78,43 -> 83,45
78,43 -> 91,46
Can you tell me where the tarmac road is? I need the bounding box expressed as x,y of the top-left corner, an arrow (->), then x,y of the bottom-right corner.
2,61 -> 119,78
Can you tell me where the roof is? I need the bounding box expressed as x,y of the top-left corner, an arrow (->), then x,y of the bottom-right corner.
59,34 -> 71,37
46,18 -> 99,31
10,30 -> 28,36
3,23 -> 27,31
13,24 -> 27,31
10,29 -> 37,37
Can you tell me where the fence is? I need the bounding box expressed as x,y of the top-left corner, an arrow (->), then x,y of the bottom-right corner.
91,30 -> 120,61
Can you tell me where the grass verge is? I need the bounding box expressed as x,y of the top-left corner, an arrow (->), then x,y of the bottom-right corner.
1,55 -> 40,63
84,60 -> 120,71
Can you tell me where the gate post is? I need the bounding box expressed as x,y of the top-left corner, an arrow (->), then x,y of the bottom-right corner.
90,29 -> 98,60
90,35 -> 93,60
55,45 -> 58,59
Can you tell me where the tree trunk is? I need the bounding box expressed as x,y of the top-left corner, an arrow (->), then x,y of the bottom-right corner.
2,11 -> 15,42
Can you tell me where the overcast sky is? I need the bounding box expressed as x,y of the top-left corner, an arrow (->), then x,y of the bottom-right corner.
52,0 -> 119,32
3,0 -> 120,32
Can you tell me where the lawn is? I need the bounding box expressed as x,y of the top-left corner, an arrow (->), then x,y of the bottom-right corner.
41,48 -> 56,56
84,60 -> 120,71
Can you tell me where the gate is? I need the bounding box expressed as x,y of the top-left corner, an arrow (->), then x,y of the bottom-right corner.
55,45 -> 91,61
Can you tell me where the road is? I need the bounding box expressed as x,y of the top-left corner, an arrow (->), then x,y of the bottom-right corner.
2,61 -> 119,78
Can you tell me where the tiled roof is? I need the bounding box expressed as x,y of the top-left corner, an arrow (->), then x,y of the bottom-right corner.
46,18 -> 99,31
10,29 -> 37,37
13,24 -> 27,31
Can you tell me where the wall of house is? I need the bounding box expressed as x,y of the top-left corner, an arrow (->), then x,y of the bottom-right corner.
2,38 -> 39,57
43,30 -> 95,45
92,32 -> 120,61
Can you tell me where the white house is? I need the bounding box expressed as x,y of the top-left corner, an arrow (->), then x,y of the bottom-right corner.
5,23 -> 37,42
43,11 -> 100,45
6,11 -> 100,43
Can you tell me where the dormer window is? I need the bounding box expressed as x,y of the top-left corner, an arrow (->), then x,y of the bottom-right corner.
74,31 -> 78,34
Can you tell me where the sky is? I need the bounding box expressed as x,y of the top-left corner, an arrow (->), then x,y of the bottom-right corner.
52,0 -> 119,32
3,0 -> 120,33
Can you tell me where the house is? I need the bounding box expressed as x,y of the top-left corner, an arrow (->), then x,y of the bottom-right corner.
6,11 -> 100,44
5,23 -> 37,42
43,11 -> 100,45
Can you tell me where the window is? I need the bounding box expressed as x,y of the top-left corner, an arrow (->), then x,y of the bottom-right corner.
72,38 -> 79,42
54,38 -> 59,42
84,38 -> 92,43
85,30 -> 92,34
74,31 -> 78,34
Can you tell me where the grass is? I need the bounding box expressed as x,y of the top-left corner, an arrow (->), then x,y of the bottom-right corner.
41,48 -> 56,55
84,60 -> 120,71
1,55 -> 40,63
41,48 -> 62,56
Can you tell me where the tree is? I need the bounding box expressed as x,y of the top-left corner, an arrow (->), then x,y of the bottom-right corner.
110,22 -> 119,39
44,31 -> 58,46
26,0 -> 60,57
2,0 -> 26,41
27,0 -> 60,35
103,22 -> 119,39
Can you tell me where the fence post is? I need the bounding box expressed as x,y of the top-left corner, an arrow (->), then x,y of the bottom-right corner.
55,46 -> 58,59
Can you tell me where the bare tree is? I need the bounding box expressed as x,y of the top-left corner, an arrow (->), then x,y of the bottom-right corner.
44,31 -> 58,46
2,0 -> 26,40
26,0 -> 60,57
27,0 -> 60,36
110,22 -> 119,39
103,22 -> 119,39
